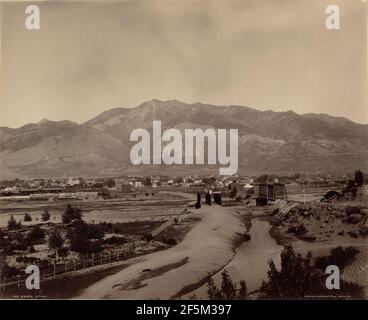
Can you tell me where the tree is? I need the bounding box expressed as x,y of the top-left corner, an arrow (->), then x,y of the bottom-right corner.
49,229 -> 64,253
315,246 -> 359,271
207,275 -> 221,299
0,230 -> 12,254
26,225 -> 45,244
23,213 -> 32,222
237,280 -> 248,300
143,177 -> 152,186
260,246 -> 313,299
207,270 -> 248,300
7,215 -> 21,230
41,208 -> 51,222
62,204 -> 83,224
67,220 -> 104,254
220,269 -> 237,299
354,170 -> 364,187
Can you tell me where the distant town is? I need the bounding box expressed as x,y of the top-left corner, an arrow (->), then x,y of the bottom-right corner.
0,172 -> 354,202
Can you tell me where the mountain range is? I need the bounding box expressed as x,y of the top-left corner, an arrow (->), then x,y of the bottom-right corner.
0,99 -> 367,179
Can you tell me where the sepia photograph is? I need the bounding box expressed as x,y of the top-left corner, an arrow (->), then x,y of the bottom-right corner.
0,0 -> 367,305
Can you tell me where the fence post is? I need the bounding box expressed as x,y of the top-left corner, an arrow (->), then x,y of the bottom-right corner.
83,257 -> 86,269
92,253 -> 94,267
109,252 -> 112,263
101,253 -> 103,264
73,259 -> 76,271
17,275 -> 21,288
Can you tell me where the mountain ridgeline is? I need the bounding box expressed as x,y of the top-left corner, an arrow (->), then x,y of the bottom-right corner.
0,99 -> 367,178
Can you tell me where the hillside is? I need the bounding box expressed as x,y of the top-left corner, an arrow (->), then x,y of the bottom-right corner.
0,99 -> 367,178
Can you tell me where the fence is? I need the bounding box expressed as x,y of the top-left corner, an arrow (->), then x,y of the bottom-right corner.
0,241 -> 141,291
150,218 -> 175,238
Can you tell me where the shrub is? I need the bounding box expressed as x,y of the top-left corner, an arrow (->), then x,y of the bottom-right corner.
23,213 -> 32,222
287,224 -> 307,236
41,208 -> 51,222
161,237 -> 177,245
346,206 -> 361,216
0,232 -> 13,254
62,204 -> 83,224
354,170 -> 364,187
49,229 -> 64,251
57,247 -> 69,257
26,226 -> 45,244
1,262 -> 21,278
104,236 -> 127,245
7,215 -> 22,230
315,246 -> 359,271
243,233 -> 251,241
67,220 -> 104,254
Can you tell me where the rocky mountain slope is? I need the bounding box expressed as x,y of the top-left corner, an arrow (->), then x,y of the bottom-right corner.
0,99 -> 367,178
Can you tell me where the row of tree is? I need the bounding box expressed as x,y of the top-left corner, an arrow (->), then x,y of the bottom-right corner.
8,209 -> 51,230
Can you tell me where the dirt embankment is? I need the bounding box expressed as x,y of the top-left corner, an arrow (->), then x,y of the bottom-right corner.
271,202 -> 368,243
266,201 -> 368,298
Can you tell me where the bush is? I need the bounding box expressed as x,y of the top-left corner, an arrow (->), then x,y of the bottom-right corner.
67,220 -> 104,254
243,233 -> 251,241
23,213 -> 32,222
99,222 -> 113,233
41,208 -> 51,222
2,262 -> 21,278
287,224 -> 307,236
315,246 -> 359,271
49,229 -> 64,251
346,206 -> 361,216
0,232 -> 13,254
354,170 -> 364,187
26,226 -> 45,244
62,204 -> 83,224
104,236 -> 127,245
7,215 -> 22,230
9,232 -> 28,251
161,237 -> 178,245
57,247 -> 69,257
322,190 -> 340,202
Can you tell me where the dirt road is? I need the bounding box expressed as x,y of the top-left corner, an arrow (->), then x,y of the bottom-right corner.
77,203 -> 244,299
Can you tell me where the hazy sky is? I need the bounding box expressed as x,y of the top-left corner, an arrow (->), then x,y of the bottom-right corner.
0,0 -> 367,128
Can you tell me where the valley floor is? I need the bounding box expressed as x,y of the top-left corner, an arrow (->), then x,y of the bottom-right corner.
77,204 -> 244,299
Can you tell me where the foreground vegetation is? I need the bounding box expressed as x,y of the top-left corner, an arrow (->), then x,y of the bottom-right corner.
259,246 -> 363,299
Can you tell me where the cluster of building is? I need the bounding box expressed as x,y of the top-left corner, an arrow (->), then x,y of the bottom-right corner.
0,173 -> 349,202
